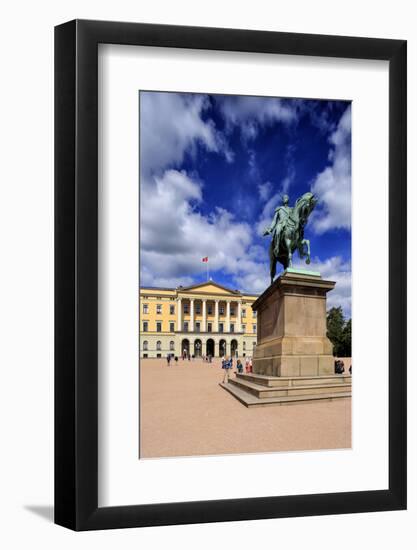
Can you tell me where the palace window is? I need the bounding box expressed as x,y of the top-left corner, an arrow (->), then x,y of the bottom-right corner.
230,323 -> 234,333
143,321 -> 148,332
156,341 -> 161,351
169,322 -> 175,332
142,303 -> 148,314
156,322 -> 162,332
219,323 -> 224,333
207,322 -> 212,333
183,304 -> 189,314
219,306 -> 224,315
253,324 -> 257,333
195,322 -> 201,332
183,321 -> 189,332
253,310 -> 257,317
241,324 -> 246,332
242,309 -> 246,317
169,304 -> 175,315
195,303 -> 201,314
243,341 -> 246,351
207,305 -> 213,315
143,353 -> 148,358
169,341 -> 175,351
230,307 -> 235,316
156,304 -> 162,314
143,340 -> 148,350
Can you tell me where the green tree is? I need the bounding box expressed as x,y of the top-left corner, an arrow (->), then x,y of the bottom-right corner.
326,306 -> 351,357
341,318 -> 352,357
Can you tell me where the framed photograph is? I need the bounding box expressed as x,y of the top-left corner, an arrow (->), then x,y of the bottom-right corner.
55,19 -> 406,530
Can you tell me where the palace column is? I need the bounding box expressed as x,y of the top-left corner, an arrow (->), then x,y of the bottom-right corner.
190,298 -> 194,332
177,297 -> 182,332
237,301 -> 242,332
202,299 -> 207,332
214,299 -> 219,332
226,300 -> 231,333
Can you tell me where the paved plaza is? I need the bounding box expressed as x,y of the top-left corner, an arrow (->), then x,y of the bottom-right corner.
140,357 -> 351,458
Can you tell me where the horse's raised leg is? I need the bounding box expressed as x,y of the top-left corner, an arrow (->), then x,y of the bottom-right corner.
302,239 -> 311,264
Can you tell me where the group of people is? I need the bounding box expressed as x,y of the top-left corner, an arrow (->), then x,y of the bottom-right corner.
166,353 -> 178,366
221,356 -> 253,383
166,350 -> 199,365
165,352 -> 253,381
167,354 -> 352,380
334,359 -> 352,375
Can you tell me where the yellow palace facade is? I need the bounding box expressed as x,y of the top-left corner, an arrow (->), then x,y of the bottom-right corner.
139,281 -> 258,358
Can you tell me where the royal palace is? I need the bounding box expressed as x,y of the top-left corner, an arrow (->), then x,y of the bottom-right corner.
139,281 -> 258,358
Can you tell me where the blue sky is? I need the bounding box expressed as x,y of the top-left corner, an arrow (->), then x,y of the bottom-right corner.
140,92 -> 351,316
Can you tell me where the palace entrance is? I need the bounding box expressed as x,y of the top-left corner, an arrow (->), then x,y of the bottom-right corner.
219,339 -> 227,357
206,338 -> 215,357
181,338 -> 190,357
231,339 -> 238,357
194,339 -> 202,357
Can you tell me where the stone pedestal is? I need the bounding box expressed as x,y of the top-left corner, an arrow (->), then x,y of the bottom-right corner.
252,269 -> 335,377
220,269 -> 351,406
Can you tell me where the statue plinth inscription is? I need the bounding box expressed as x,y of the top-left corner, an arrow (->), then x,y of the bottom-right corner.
252,270 -> 336,377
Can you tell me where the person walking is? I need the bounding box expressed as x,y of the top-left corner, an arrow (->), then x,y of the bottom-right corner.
245,356 -> 250,373
166,353 -> 171,366
222,356 -> 233,384
236,359 -> 243,374
334,359 -> 345,374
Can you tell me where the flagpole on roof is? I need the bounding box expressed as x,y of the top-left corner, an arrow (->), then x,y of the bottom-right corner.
201,256 -> 210,281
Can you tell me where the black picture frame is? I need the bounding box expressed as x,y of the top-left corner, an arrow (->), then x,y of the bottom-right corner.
55,19 -> 407,531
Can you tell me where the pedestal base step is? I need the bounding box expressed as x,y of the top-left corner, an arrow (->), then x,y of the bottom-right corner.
237,372 -> 352,388
219,381 -> 351,408
228,376 -> 351,399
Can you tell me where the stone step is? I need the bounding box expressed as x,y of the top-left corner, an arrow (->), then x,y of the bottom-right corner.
236,372 -> 351,388
229,376 -> 351,399
219,382 -> 351,408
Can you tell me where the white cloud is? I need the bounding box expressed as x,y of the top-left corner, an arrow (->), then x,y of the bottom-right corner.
140,92 -> 232,178
293,255 -> 351,317
139,92 -> 256,288
310,105 -> 351,234
140,169 -> 254,286
217,95 -> 298,140
258,181 -> 272,201
281,170 -> 294,195
139,92 -> 352,302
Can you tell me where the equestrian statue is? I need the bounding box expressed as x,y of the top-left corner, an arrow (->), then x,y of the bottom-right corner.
263,192 -> 318,284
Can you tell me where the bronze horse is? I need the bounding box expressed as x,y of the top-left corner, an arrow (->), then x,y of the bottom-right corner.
268,192 -> 317,284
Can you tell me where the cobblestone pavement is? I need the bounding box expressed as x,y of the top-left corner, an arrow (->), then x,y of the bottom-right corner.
140,358 -> 351,458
